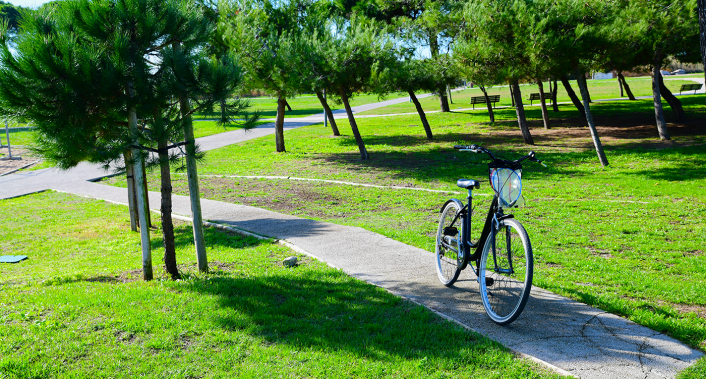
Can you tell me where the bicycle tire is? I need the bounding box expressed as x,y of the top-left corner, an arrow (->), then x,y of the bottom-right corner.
435,201 -> 463,286
479,218 -> 533,325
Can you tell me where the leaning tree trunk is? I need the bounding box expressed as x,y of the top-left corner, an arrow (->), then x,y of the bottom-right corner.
339,87 -> 369,160
576,72 -> 609,167
510,79 -> 534,145
618,73 -> 636,100
275,94 -> 287,152
124,150 -> 137,232
315,90 -> 340,136
560,75 -> 586,117
658,72 -> 686,122
551,78 -> 559,112
409,90 -> 433,139
447,85 -> 453,104
537,79 -> 551,129
651,52 -> 670,140
618,72 -> 624,97
284,100 -> 292,112
158,136 -> 180,280
698,0 -> 706,98
479,85 -> 495,123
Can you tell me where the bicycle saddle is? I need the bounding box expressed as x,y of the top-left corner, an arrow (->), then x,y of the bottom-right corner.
456,179 -> 480,189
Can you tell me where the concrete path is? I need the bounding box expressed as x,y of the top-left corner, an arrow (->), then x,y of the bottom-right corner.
1,93 -> 703,378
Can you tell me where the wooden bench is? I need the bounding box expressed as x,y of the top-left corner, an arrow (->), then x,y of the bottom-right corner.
679,83 -> 703,95
470,94 -> 500,109
528,93 -> 552,106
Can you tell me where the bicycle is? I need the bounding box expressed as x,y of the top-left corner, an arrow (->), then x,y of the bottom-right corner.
435,144 -> 545,325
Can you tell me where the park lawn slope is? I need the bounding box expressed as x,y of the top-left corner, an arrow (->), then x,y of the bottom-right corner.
105,96 -> 706,357
0,191 -> 556,379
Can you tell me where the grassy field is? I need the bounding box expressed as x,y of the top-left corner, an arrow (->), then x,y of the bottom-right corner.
3,120 -> 271,172
104,94 -> 706,371
197,91 -> 409,119
0,191 -> 557,378
358,76 -> 699,115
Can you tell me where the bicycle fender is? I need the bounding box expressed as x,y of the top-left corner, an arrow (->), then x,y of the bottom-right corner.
440,198 -> 464,214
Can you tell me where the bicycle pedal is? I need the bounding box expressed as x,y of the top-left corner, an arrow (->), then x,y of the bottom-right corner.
485,278 -> 494,287
443,227 -> 458,236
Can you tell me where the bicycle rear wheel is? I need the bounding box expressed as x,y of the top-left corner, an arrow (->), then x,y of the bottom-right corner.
435,201 -> 463,286
479,218 -> 533,325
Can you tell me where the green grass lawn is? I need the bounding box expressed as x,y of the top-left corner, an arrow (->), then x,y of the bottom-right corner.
0,191 -> 556,378
5,120 -> 270,172
196,91 -> 409,119
104,94 -> 706,371
358,76 -> 699,115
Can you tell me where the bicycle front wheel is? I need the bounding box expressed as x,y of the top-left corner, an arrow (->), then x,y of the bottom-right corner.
479,218 -> 533,325
436,201 -> 463,286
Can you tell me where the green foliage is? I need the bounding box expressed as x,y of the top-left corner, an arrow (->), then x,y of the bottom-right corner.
0,1 -> 25,31
0,0 -> 252,170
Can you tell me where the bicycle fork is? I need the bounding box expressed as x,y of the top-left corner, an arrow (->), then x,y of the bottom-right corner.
491,212 -> 514,275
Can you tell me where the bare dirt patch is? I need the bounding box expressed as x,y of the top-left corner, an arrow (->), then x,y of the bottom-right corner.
476,115 -> 706,152
0,146 -> 40,175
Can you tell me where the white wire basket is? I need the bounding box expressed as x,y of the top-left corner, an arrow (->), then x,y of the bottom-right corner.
489,168 -> 522,208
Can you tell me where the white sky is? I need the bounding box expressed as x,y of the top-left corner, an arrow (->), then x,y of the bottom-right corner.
6,0 -> 51,8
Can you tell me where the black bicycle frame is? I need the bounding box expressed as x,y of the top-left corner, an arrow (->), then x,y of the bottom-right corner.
455,194 -> 516,275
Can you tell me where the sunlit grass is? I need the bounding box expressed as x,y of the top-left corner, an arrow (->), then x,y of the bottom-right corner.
0,191 -> 556,378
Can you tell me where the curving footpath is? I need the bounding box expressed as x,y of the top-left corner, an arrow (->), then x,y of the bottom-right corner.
1,94 -> 703,378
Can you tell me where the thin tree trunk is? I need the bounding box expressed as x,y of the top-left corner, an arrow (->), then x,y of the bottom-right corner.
651,52 -> 670,140
551,77 -> 559,112
510,84 -> 515,107
438,84 -> 450,112
141,158 -> 151,228
479,85 -> 495,123
339,87 -> 369,160
429,35 -> 450,112
618,72 -> 624,97
618,73 -> 636,100
409,90 -> 433,139
158,137 -> 180,279
537,79 -> 551,129
447,85 -> 453,104
174,43 -> 208,273
284,100 -> 292,112
220,98 -> 227,122
697,0 -> 706,99
576,72 -> 609,167
658,72 -> 686,122
315,90 -> 340,136
275,94 -> 286,152
560,75 -> 585,117
124,150 -> 137,232
128,83 -> 153,280
510,79 -> 534,145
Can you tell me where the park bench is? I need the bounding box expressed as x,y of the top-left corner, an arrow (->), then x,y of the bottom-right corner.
528,93 -> 552,106
679,83 -> 703,95
470,94 -> 500,109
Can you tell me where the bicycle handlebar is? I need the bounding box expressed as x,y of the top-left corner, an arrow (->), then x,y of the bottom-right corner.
453,144 -> 546,167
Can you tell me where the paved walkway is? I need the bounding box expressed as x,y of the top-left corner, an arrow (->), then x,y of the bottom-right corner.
1,94 -> 703,378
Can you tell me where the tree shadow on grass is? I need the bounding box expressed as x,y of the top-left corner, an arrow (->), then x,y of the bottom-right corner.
318,136 -> 706,185
178,267 -> 501,362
